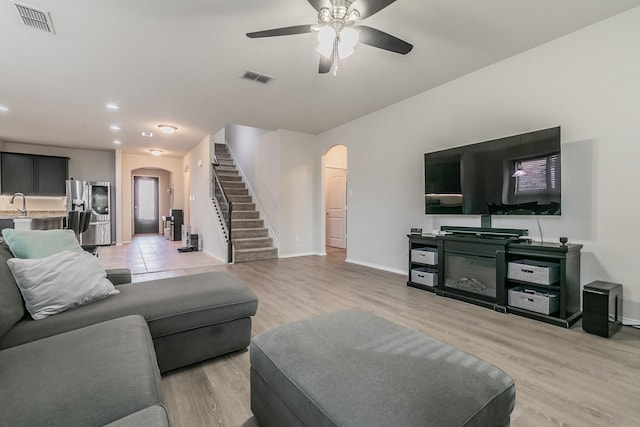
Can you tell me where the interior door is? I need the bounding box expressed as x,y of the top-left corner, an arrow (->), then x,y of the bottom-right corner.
325,168 -> 347,249
133,176 -> 159,234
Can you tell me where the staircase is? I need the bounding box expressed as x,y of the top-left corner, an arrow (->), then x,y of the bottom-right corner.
214,144 -> 278,263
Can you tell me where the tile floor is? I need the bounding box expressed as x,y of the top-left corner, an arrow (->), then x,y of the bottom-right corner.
98,234 -> 223,279
98,236 -> 346,283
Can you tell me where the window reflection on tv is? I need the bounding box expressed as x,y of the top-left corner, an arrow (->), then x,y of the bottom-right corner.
424,127 -> 561,215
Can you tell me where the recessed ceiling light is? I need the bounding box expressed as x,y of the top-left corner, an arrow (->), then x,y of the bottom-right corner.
110,125 -> 121,131
149,149 -> 163,156
113,140 -> 122,145
142,131 -> 153,138
0,106 -> 8,112
106,103 -> 119,111
158,124 -> 177,135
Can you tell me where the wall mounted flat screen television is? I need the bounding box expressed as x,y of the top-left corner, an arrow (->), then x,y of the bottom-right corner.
424,126 -> 561,215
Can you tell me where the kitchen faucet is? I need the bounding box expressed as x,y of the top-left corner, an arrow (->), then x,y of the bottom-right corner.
9,192 -> 27,216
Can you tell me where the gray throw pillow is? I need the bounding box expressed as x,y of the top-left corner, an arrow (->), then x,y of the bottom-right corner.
7,250 -> 120,320
0,238 -> 25,337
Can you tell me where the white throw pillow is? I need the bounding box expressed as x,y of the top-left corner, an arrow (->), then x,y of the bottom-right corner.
7,250 -> 120,320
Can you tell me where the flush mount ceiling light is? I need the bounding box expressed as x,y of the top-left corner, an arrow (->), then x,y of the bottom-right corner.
246,0 -> 412,75
158,124 -> 177,135
0,106 -> 8,112
110,125 -> 121,131
141,131 -> 153,138
106,103 -> 119,111
113,140 -> 122,145
149,149 -> 163,156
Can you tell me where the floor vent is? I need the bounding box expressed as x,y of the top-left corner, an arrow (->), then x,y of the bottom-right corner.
241,70 -> 274,84
13,2 -> 55,34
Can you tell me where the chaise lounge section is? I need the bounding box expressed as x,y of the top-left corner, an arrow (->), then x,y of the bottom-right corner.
0,268 -> 259,372
0,234 -> 259,425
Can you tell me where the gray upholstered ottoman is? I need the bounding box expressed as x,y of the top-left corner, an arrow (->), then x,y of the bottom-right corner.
250,310 -> 515,427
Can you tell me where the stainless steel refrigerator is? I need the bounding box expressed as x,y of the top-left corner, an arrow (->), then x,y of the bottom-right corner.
66,180 -> 111,245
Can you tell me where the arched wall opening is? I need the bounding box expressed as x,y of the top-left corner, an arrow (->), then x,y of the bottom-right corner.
119,153 -> 184,243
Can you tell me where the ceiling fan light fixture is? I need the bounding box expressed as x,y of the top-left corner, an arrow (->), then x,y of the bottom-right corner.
316,26 -> 336,58
318,7 -> 332,24
338,27 -> 359,59
346,9 -> 360,23
338,42 -> 354,59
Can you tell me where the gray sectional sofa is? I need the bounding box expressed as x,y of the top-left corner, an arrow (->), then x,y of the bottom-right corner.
0,238 -> 259,426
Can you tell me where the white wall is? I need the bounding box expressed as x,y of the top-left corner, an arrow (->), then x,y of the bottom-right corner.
315,7 -> 640,320
226,124 -> 281,236
279,130 -> 318,256
226,124 -> 317,257
183,135 -> 226,261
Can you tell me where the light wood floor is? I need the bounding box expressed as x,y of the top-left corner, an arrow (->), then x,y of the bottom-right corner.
100,239 -> 640,427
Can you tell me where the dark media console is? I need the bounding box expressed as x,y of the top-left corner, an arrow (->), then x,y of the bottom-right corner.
408,227 -> 582,328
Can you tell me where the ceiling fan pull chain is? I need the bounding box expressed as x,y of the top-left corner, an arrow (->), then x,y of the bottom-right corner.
333,40 -> 339,76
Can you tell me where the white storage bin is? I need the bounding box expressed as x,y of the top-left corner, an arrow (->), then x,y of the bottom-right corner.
411,247 -> 438,265
411,267 -> 438,287
508,286 -> 559,314
507,259 -> 560,285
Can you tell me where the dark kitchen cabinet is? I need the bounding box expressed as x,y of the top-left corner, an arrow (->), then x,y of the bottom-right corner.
1,152 -> 69,196
1,153 -> 34,195
35,155 -> 69,196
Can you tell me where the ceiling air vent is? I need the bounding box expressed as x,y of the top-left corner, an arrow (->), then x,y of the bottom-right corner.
241,70 -> 274,85
13,2 -> 55,34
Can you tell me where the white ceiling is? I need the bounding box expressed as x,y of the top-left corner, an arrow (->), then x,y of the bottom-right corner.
1,0 -> 639,157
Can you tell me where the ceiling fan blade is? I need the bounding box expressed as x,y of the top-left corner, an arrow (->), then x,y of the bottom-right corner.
306,0 -> 332,12
246,25 -> 314,38
357,25 -> 413,54
319,51 -> 335,74
351,0 -> 397,20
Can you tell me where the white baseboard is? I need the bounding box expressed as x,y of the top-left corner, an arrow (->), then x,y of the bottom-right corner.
279,252 -> 322,259
620,315 -> 640,328
345,258 -> 406,276
202,249 -> 225,263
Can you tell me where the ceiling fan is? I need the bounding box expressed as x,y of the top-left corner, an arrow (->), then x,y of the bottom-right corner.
246,0 -> 413,75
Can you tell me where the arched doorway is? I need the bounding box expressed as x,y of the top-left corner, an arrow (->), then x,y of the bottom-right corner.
324,145 -> 348,255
